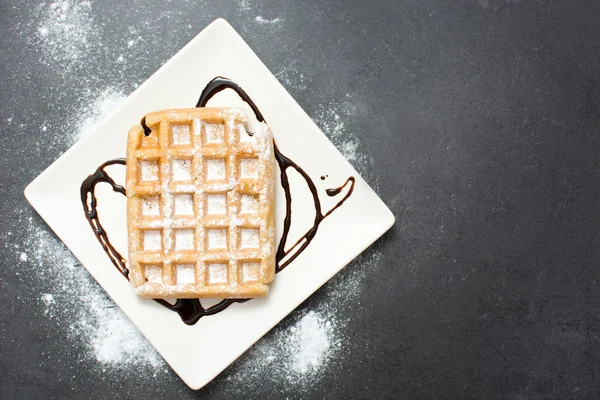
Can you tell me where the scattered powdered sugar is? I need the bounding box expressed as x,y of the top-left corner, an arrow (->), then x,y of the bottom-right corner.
41,293 -> 55,304
32,1 -> 97,66
288,311 -> 336,373
40,293 -> 57,317
15,86 -> 127,161
6,211 -> 165,373
316,104 -> 358,162
314,100 -> 380,191
12,4 -> 144,371
40,293 -> 56,316
24,0 -> 127,148
225,309 -> 343,391
238,0 -> 252,12
255,16 -> 282,25
275,69 -> 308,93
71,87 -> 127,143
87,306 -> 160,367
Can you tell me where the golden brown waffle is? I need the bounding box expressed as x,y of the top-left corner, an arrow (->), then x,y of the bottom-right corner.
125,107 -> 275,298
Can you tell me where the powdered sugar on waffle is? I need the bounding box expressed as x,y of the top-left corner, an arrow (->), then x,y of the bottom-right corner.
174,194 -> 194,215
142,196 -> 161,216
205,158 -> 226,180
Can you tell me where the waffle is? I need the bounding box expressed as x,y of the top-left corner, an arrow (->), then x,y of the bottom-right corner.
125,107 -> 275,298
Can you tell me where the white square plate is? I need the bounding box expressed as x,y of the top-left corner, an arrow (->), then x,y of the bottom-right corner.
24,19 -> 394,389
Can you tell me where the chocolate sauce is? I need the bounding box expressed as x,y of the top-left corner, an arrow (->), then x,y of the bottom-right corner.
140,116 -> 151,136
326,177 -> 355,198
274,146 -> 355,270
196,76 -> 265,122
80,77 -> 355,325
80,158 -> 128,278
154,298 -> 249,325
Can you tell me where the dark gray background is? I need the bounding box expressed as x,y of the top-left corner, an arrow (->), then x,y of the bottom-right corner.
2,0 -> 600,399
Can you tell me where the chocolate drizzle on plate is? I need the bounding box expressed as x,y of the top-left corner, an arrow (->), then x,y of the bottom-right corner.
80,159 -> 128,278
196,76 -> 264,122
80,77 -> 355,325
326,177 -> 355,198
274,145 -> 355,270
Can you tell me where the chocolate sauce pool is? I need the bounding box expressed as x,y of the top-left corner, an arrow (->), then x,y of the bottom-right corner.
80,77 -> 355,325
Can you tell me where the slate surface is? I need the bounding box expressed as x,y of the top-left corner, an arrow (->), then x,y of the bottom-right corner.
1,1 -> 599,398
